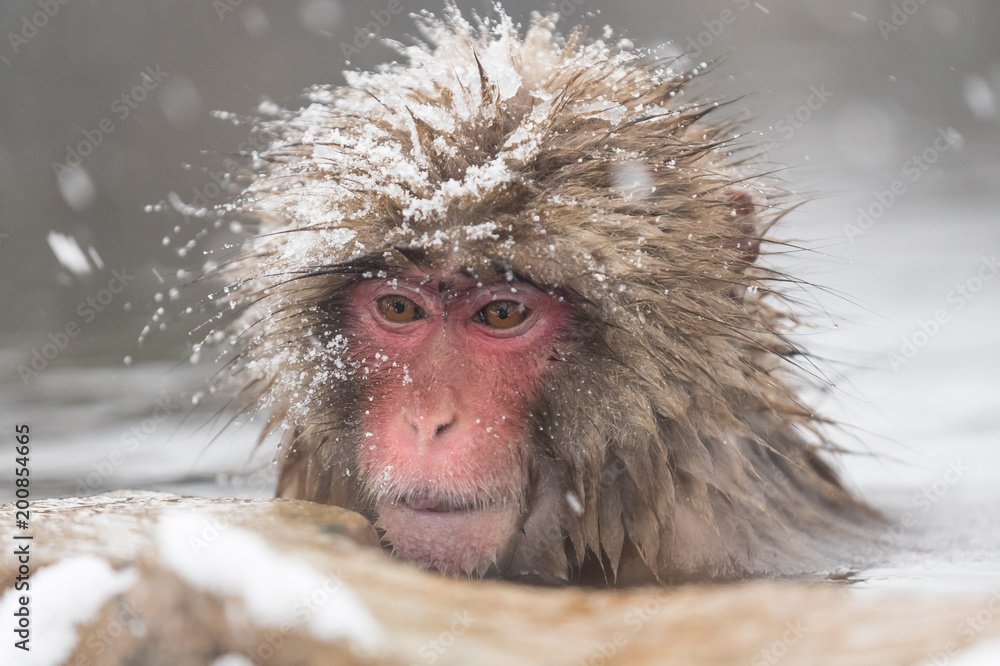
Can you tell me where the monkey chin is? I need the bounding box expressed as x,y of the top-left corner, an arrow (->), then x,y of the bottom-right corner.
374,498 -> 518,576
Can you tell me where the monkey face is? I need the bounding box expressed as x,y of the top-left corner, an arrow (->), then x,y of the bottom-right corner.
345,268 -> 568,574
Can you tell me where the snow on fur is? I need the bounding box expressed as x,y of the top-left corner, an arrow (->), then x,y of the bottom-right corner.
221,7 -> 728,420
202,5 -> 881,583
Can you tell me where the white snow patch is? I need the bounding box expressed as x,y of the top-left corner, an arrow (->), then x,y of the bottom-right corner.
921,638 -> 1000,666
962,74 -> 996,120
55,165 -> 97,213
574,99 -> 628,125
269,225 -> 358,269
157,513 -> 384,655
611,161 -> 654,201
402,158 -> 516,222
211,654 -> 258,666
87,245 -> 105,270
47,231 -> 93,276
0,556 -> 137,666
463,222 -> 500,241
566,491 -> 584,516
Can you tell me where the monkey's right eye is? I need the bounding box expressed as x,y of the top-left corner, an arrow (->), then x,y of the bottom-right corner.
376,295 -> 424,323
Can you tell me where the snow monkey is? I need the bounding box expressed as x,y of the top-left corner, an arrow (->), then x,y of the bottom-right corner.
215,7 -> 881,585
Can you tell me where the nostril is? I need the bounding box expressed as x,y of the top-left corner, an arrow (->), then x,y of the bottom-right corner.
433,419 -> 455,438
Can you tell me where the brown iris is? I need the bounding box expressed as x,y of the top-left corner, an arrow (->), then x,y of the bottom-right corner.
377,295 -> 423,323
477,301 -> 529,329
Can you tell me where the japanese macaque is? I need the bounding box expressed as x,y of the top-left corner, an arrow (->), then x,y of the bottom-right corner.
217,7 -> 881,585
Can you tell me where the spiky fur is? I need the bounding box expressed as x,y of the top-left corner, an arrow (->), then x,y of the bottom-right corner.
217,7 -> 880,584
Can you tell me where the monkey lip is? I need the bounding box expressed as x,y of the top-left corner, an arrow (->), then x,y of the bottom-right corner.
375,495 -> 518,574
401,497 -> 480,513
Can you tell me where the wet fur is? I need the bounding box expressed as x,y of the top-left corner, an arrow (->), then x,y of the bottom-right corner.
216,7 -> 881,584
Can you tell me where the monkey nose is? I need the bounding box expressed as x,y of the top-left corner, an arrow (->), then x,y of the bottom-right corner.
404,408 -> 458,445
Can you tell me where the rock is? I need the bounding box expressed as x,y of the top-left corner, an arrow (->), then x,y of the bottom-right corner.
1,492 -> 998,665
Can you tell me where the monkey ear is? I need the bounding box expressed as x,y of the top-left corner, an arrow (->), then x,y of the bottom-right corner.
724,187 -> 762,266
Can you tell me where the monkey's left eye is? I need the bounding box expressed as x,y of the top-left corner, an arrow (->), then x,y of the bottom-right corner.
377,295 -> 424,323
476,301 -> 529,329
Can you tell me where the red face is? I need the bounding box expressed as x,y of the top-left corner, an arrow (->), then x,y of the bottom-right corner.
347,269 -> 567,574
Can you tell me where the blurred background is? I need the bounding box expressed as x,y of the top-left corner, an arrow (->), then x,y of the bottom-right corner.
0,1 -> 998,584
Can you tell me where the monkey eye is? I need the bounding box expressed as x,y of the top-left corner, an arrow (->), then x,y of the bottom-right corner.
376,295 -> 424,323
476,301 -> 530,329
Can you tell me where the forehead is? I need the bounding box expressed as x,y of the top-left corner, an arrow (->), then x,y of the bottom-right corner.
387,265 -> 528,295
353,245 -> 521,282
340,232 -> 566,298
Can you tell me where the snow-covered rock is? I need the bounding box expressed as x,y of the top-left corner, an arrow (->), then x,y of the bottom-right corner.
3,491 -> 1000,665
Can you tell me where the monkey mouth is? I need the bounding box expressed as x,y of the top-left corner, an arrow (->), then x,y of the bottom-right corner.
400,496 -> 483,513
373,493 -> 518,575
